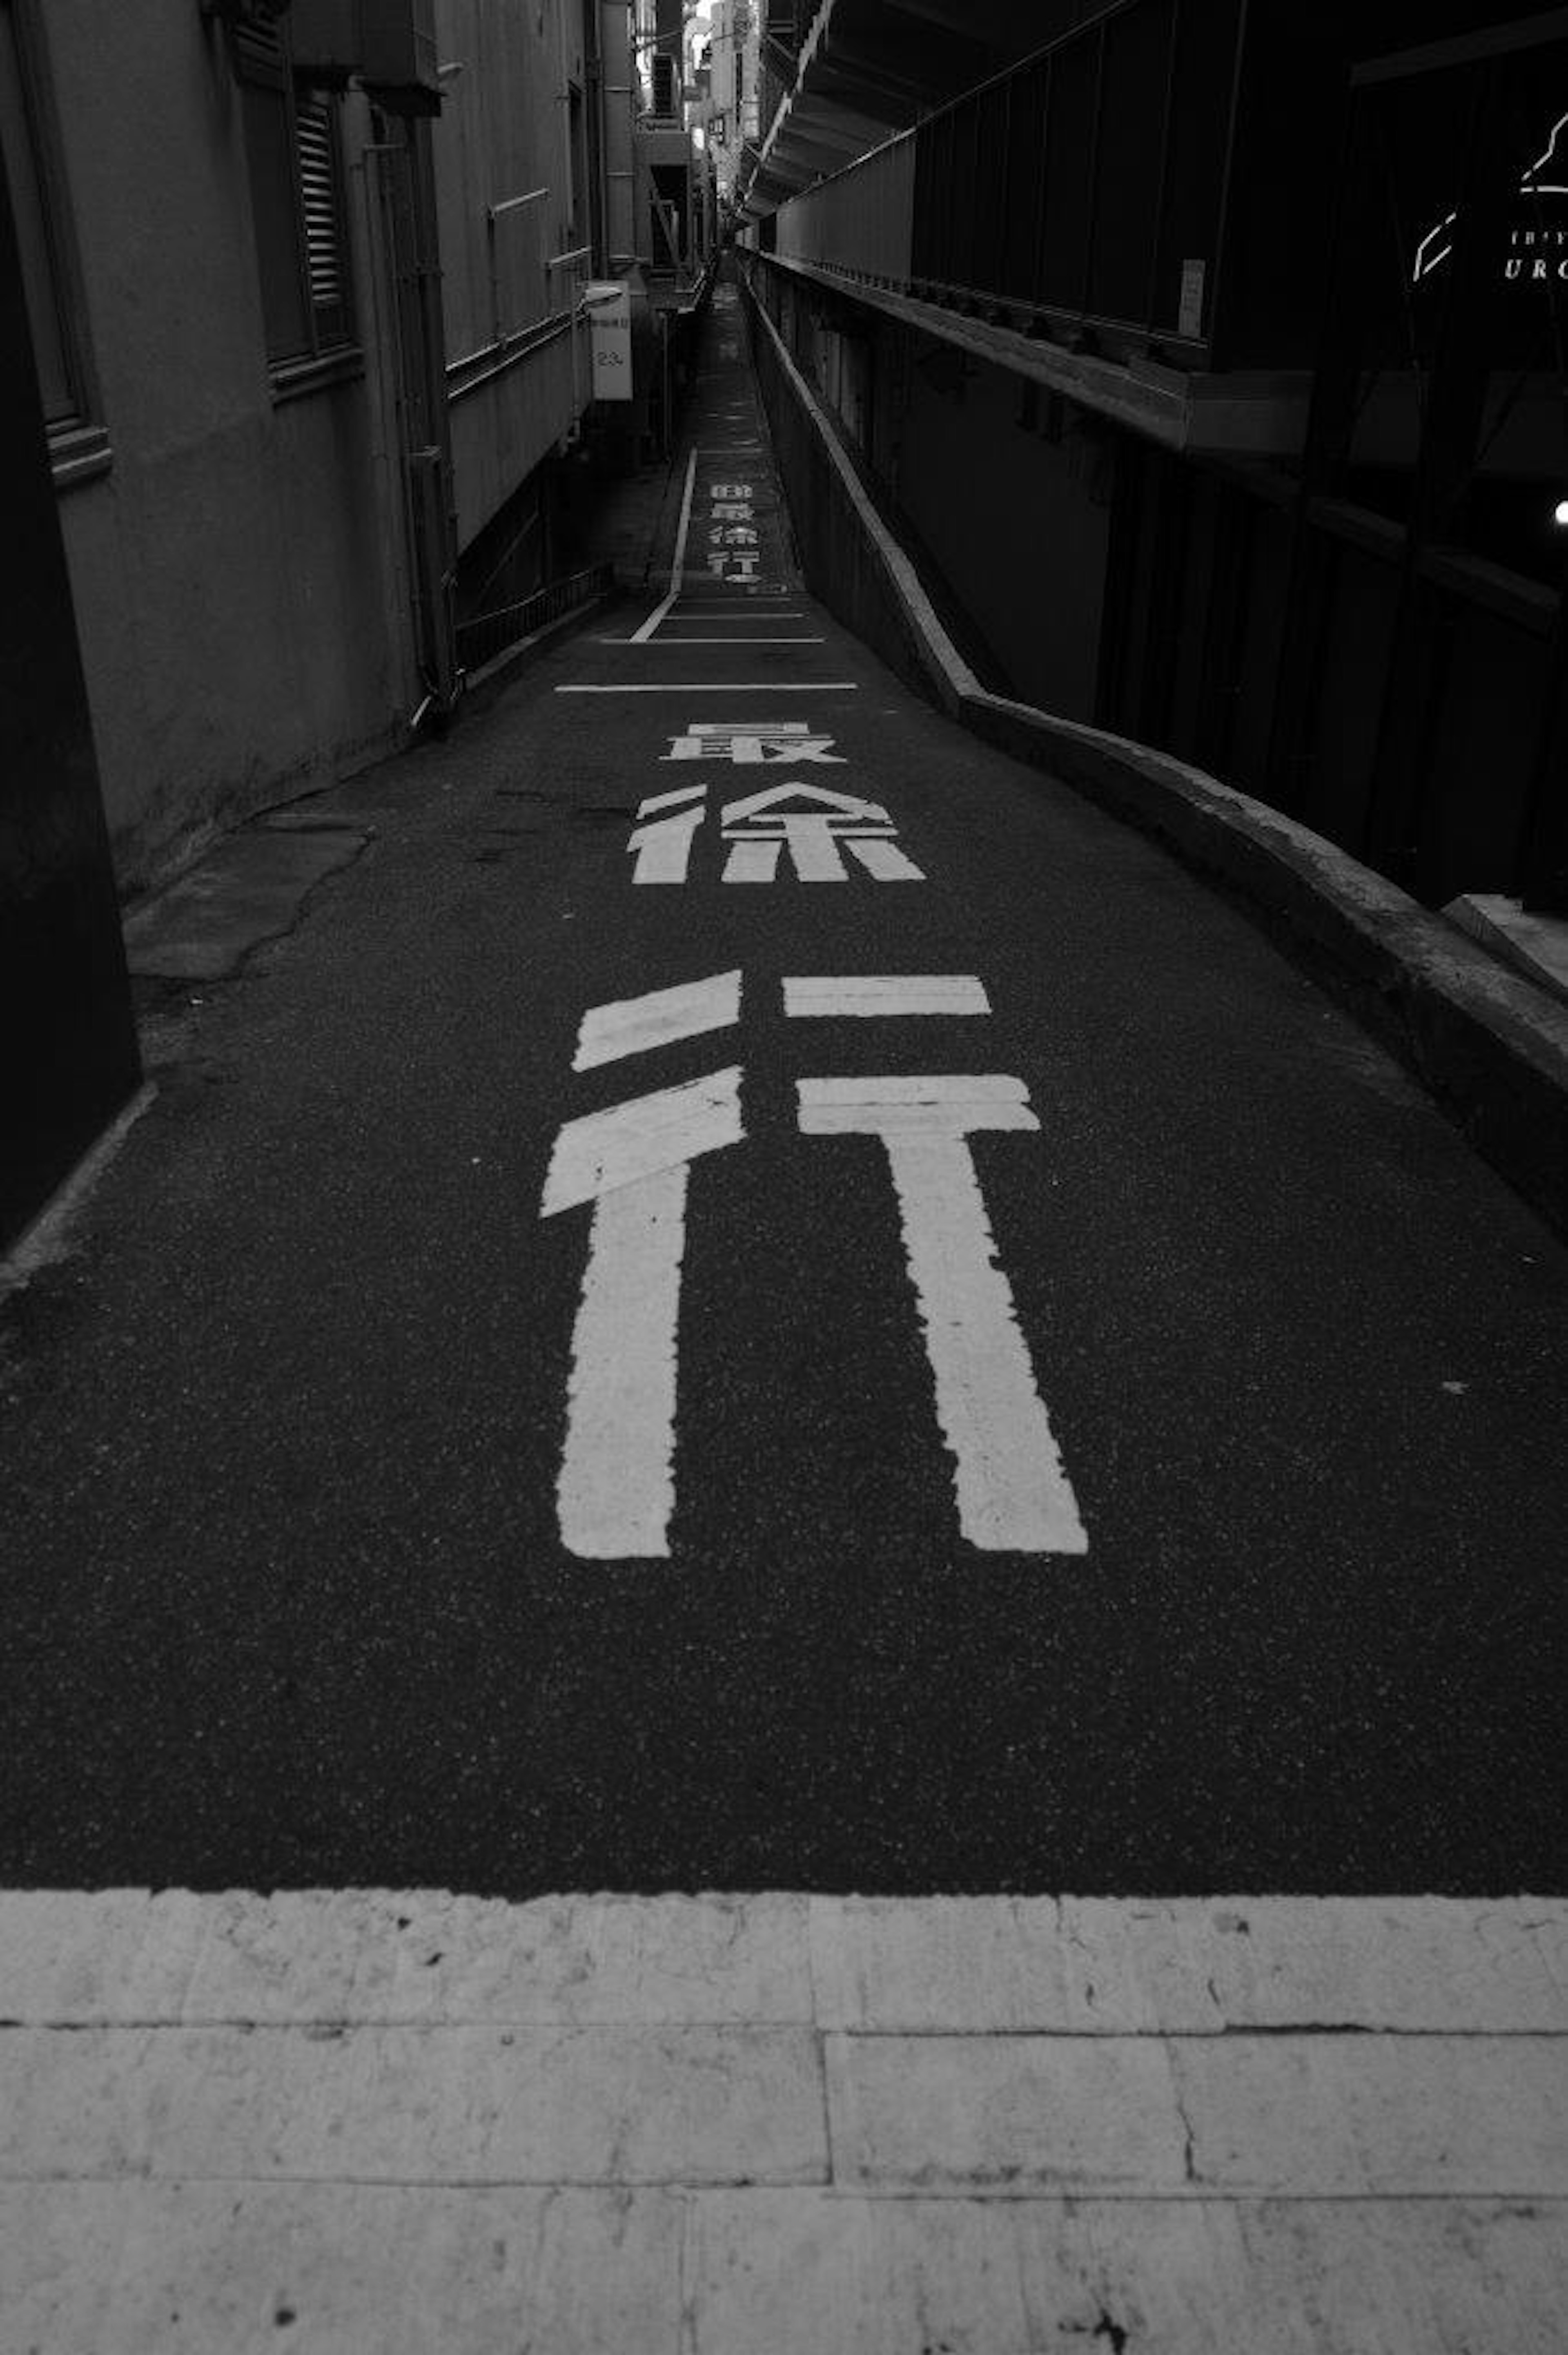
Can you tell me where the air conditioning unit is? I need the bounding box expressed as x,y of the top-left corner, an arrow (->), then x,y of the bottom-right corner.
286,0 -> 440,111
287,0 -> 359,82
360,0 -> 438,105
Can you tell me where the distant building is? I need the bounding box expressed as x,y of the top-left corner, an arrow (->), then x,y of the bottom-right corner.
701,0 -> 761,205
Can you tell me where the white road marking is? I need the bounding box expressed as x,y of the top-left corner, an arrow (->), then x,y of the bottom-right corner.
798,1075 -> 1036,1134
797,1076 -> 1087,1554
557,1165 -> 688,1558
630,450 -> 699,642
627,803 -> 705,883
722,783 -> 890,827
621,637 -> 826,645
722,838 -> 781,883
849,837 -> 926,882
544,1070 -> 746,1555
542,1066 -> 744,1215
783,976 -> 990,1019
555,684 -> 861,693
780,815 -> 852,881
664,724 -> 841,765
637,784 -> 707,816
573,972 -> 742,1072
706,779 -> 923,884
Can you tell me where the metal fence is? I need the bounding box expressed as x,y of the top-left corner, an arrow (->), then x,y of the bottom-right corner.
454,562 -> 615,676
1273,20 -> 1568,912
772,0 -> 1245,359
759,12 -> 1568,912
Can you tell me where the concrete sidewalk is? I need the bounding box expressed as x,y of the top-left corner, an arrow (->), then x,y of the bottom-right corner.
3,1891 -> 1565,2349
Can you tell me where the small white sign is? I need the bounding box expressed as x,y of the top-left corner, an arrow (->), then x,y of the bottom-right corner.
586,281 -> 632,402
1179,257 -> 1205,341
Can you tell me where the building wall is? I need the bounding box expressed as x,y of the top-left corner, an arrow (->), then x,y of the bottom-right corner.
893,348 -> 1111,721
36,2 -> 412,892
704,0 -> 760,201
432,0 -> 594,558
770,272 -> 1112,719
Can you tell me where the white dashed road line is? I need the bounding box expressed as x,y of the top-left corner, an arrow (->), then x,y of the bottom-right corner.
783,976 -> 991,1018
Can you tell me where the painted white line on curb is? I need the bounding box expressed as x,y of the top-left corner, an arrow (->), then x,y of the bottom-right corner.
0,1082 -> 157,1297
574,972 -> 742,1072
555,684 -> 861,694
799,1077 -> 1087,1555
783,977 -> 990,1019
630,449 -> 699,642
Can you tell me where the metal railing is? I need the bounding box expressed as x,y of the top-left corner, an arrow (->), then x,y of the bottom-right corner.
454,562 -> 615,675
771,0 -> 1242,358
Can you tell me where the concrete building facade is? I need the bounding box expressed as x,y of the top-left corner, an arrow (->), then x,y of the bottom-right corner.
4,0 -> 417,893
2,0 -> 713,899
700,0 -> 761,204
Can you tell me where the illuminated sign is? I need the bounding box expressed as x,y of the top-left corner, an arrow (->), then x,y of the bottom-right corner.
1413,109 -> 1568,284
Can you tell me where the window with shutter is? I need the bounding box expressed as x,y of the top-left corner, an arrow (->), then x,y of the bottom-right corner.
233,19 -> 357,389
295,94 -> 350,346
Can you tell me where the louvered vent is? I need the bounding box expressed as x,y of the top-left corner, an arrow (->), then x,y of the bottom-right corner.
295,98 -> 343,313
233,19 -> 287,84
652,52 -> 677,117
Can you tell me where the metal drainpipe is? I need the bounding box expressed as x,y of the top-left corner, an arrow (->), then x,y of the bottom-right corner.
407,110 -> 461,720
369,107 -> 461,728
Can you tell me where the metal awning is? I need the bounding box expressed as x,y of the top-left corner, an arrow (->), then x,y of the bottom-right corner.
738,0 -> 1040,216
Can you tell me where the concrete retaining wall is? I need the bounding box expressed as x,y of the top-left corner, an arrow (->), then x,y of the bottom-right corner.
740,259 -> 1568,1240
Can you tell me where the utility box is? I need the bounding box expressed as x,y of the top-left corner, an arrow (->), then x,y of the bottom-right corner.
360,0 -> 438,108
285,0 -> 358,82
287,0 -> 441,111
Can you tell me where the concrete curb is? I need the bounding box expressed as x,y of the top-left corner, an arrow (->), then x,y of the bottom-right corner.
742,268 -> 1568,1239
458,584 -> 622,716
4,1894 -> 1566,2347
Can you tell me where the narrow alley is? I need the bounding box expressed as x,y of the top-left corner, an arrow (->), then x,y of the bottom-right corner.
3,276 -> 1567,2346
6,278 -> 1568,1895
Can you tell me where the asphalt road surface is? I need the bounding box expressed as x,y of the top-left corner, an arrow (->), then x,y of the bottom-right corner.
2,285 -> 1566,1898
